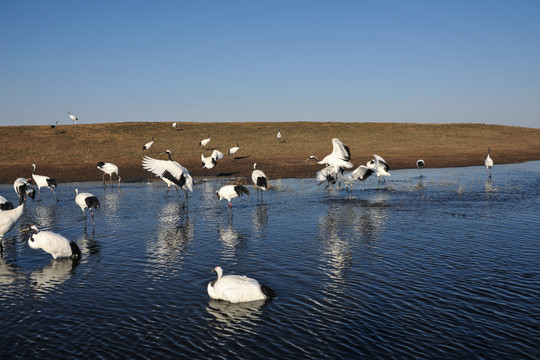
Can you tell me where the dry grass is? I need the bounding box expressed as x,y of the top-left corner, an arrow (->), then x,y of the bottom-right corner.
0,122 -> 539,183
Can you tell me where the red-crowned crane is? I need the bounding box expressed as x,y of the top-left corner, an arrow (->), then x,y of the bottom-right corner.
97,162 -> 121,187
207,266 -> 276,303
27,225 -> 81,259
485,148 -> 493,178
31,164 -> 58,201
75,189 -> 100,228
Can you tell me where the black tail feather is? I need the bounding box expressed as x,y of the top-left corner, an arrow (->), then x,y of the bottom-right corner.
85,196 -> 100,209
234,185 -> 250,196
260,283 -> 277,300
70,241 -> 81,259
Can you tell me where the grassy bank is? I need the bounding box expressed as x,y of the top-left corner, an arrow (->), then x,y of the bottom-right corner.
0,122 -> 539,184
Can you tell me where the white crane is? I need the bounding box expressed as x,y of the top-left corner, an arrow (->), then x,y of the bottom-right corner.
172,122 -> 177,129
97,162 -> 121,186
308,138 -> 353,174
485,148 -> 493,178
51,120 -> 59,130
367,154 -> 391,186
142,150 -> 193,206
0,191 -> 29,254
202,149 -> 225,170
338,165 -> 375,192
228,142 -> 240,156
68,111 -> 78,124
31,164 -> 58,201
316,166 -> 338,190
207,266 -> 276,303
142,137 -> 154,152
216,184 -> 250,218
27,225 -> 81,259
277,129 -> 282,141
416,159 -> 425,176
75,189 -> 100,228
252,163 -> 268,202
199,136 -> 211,147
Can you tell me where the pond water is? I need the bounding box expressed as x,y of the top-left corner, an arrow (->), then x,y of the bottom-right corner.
1,161 -> 539,359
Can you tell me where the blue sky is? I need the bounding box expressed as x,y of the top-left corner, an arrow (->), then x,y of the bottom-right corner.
1,0 -> 539,128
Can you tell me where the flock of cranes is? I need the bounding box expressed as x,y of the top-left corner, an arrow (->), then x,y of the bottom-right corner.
0,123 -> 496,303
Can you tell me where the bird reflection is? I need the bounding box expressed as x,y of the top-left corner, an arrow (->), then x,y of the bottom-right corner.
485,178 -> 493,192
31,204 -> 58,229
147,201 -> 193,273
251,204 -> 268,234
30,257 -> 80,295
206,298 -> 266,328
318,198 -> 389,283
0,258 -> 21,286
77,231 -> 101,257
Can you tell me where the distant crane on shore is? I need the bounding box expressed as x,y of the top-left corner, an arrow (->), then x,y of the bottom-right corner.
143,137 -> 154,152
199,136 -> 211,147
68,112 -> 78,124
228,143 -> 240,156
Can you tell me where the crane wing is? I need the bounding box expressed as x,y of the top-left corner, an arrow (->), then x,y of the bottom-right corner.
331,138 -> 351,161
352,165 -> 374,181
373,154 -> 390,172
142,156 -> 187,188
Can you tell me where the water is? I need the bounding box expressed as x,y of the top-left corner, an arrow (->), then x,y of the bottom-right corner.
1,162 -> 539,359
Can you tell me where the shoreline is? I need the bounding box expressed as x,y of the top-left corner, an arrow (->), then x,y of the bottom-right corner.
1,121 -> 539,184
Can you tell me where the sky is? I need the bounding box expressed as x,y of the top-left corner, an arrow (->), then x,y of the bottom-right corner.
1,0 -> 539,128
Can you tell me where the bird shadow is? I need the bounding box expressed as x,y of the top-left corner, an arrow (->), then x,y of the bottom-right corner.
217,172 -> 240,177
233,156 -> 250,160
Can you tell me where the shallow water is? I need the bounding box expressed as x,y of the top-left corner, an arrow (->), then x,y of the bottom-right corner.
1,162 -> 539,359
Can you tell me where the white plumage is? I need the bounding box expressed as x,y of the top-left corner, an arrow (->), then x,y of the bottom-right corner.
143,137 -> 154,151
28,225 -> 81,259
367,154 -> 391,185
0,201 -> 25,254
31,164 -> 58,201
207,266 -> 276,303
216,185 -> 250,206
277,129 -> 282,141
485,148 -> 493,178
68,111 -> 78,123
202,149 -> 225,169
13,178 -> 35,204
252,163 -> 268,202
172,122 -> 177,128
199,136 -> 211,147
97,162 -> 121,186
228,143 -> 240,155
311,138 -> 353,174
338,165 -> 375,192
75,189 -> 100,227
417,159 -> 425,176
316,166 -> 338,189
142,150 -> 193,204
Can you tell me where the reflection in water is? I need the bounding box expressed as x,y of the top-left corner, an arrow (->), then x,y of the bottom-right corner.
485,178 -> 493,192
217,224 -> 250,260
32,204 -> 58,229
318,197 -> 389,284
251,204 -> 268,235
147,201 -> 193,275
30,258 -> 80,296
77,231 -> 101,257
0,258 -> 21,286
206,298 -> 266,329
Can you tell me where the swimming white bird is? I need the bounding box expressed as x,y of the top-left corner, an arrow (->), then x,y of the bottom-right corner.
142,150 -> 193,205
252,163 -> 268,201
485,148 -> 493,178
309,138 -> 353,174
207,266 -> 276,303
199,136 -> 211,147
367,154 -> 391,186
143,137 -> 154,152
28,225 -> 81,260
416,159 -> 425,176
13,178 -> 35,204
75,189 -> 100,228
68,112 -> 78,123
31,164 -> 58,201
0,195 -> 27,254
97,162 -> 121,186
228,143 -> 240,156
